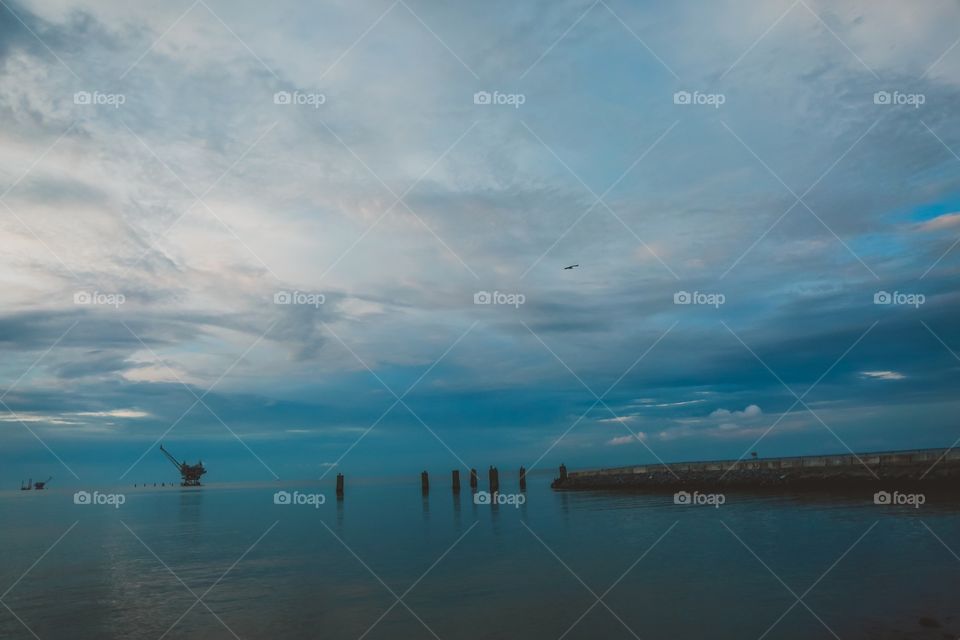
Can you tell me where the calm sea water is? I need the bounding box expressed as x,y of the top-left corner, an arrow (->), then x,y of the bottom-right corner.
1,473 -> 957,639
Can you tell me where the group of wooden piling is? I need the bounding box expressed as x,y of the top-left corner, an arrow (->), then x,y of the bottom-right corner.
334,467 -> 528,497
420,466 -> 526,494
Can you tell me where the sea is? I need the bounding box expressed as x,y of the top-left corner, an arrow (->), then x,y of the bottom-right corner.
0,472 -> 957,639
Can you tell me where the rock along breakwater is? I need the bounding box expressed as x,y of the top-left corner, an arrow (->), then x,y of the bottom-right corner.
551,448 -> 960,491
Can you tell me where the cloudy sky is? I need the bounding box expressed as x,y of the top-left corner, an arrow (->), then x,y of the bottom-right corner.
1,0 -> 959,485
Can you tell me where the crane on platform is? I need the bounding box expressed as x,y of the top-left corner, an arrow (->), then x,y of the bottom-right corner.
159,444 -> 207,486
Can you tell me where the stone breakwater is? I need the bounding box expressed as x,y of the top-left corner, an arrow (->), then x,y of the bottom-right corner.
551,448 -> 960,491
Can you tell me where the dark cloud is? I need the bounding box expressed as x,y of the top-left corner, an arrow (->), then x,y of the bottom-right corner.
2,0 -> 960,482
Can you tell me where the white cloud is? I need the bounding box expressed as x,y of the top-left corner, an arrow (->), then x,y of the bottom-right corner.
0,414 -> 80,425
710,404 -> 762,419
861,370 -> 905,380
918,213 -> 960,232
73,409 -> 150,418
607,433 -> 647,446
650,399 -> 706,408
1,409 -> 148,422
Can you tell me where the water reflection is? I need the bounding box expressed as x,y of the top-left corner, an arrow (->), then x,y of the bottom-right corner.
2,477 -> 959,640
178,487 -> 204,530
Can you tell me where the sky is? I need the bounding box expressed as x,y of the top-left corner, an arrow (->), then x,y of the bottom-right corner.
1,0 -> 959,486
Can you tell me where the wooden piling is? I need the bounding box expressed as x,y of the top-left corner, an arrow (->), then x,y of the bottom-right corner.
421,470 -> 429,494
336,473 -> 344,497
452,470 -> 461,492
489,465 -> 499,493
519,466 -> 527,491
470,468 -> 478,490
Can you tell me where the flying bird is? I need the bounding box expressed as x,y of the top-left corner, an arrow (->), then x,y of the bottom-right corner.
563,264 -> 579,270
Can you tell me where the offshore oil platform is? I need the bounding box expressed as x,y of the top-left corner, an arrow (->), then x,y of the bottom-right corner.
159,444 -> 207,486
20,476 -> 51,490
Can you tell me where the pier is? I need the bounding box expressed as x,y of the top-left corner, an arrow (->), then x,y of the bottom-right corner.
551,448 -> 960,491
